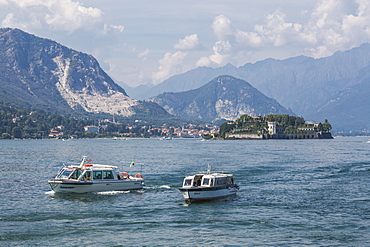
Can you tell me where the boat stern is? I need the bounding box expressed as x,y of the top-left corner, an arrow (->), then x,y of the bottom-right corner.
178,187 -> 191,200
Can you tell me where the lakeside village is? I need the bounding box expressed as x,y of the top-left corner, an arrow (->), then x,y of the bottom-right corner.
49,114 -> 333,140
0,103 -> 332,140
0,104 -> 217,139
8,115 -> 333,140
48,120 -> 220,139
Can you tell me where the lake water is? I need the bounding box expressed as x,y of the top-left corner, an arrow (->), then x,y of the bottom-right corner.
0,137 -> 370,246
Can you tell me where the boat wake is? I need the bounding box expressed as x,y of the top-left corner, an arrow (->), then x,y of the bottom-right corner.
45,189 -> 141,196
96,190 -> 131,195
143,185 -> 172,190
158,185 -> 171,189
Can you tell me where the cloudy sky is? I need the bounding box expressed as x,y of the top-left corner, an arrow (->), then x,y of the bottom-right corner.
1,0 -> 370,88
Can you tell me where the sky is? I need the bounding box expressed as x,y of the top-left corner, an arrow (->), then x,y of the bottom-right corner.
1,0 -> 370,88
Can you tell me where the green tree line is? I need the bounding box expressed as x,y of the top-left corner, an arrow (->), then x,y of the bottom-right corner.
0,103 -> 146,139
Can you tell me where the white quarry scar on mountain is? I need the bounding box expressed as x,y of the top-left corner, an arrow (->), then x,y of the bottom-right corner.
52,55 -> 139,117
215,100 -> 256,121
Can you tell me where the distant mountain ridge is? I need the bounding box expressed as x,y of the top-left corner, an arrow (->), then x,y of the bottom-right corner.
149,75 -> 294,122
0,28 -> 170,120
2,28 -> 369,131
135,44 -> 370,131
312,62 -> 370,132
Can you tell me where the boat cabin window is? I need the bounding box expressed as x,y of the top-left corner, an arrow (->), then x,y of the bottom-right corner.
103,171 -> 114,179
215,177 -> 227,185
70,169 -> 83,179
93,171 -> 102,179
184,179 -> 192,186
193,175 -> 203,186
202,178 -> 214,186
57,169 -> 74,179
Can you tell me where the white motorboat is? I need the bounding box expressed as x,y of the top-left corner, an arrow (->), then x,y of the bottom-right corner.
48,156 -> 144,193
178,164 -> 239,202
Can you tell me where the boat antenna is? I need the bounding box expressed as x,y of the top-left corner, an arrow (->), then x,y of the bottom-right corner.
207,164 -> 211,174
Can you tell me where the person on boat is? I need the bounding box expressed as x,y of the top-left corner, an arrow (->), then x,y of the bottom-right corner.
83,171 -> 91,180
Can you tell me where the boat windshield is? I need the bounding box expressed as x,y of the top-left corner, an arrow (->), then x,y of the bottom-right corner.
184,179 -> 192,186
57,169 -> 74,179
69,169 -> 84,179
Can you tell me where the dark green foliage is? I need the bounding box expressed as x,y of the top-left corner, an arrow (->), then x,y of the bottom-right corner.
219,121 -> 235,138
266,114 -> 305,127
0,103 -> 96,139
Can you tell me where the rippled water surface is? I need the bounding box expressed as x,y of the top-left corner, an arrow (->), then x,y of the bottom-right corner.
1,137 -> 370,246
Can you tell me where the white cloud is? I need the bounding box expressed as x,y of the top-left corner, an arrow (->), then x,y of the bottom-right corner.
100,24 -> 124,36
152,51 -> 188,83
301,0 -> 370,57
138,49 -> 150,61
212,14 -> 233,40
253,9 -> 304,47
45,0 -> 103,32
197,0 -> 370,69
196,40 -> 231,67
151,34 -> 202,83
235,30 -> 263,48
4,0 -> 370,86
174,34 -> 200,50
1,0 -> 121,35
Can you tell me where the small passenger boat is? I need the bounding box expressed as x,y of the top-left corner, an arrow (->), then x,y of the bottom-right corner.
178,164 -> 239,202
48,156 -> 145,193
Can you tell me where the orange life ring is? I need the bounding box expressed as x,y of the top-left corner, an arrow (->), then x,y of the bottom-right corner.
84,164 -> 92,167
135,174 -> 143,178
121,172 -> 129,178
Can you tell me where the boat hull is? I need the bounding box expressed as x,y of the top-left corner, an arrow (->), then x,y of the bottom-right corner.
48,179 -> 144,193
179,186 -> 238,202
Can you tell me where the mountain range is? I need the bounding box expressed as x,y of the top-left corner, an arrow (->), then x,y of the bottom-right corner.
133,44 -> 370,131
149,75 -> 294,122
0,28 -> 297,126
1,27 -> 369,132
0,28 -> 171,121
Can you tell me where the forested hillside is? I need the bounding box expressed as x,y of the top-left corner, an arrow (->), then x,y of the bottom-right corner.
0,103 -> 101,139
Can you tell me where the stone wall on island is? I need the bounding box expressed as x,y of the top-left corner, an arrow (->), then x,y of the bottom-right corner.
225,132 -> 333,140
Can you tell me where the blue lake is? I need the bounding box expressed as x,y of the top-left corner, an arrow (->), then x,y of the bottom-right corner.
1,137 -> 370,246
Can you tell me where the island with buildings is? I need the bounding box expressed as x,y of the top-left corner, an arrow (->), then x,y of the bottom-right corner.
220,114 -> 333,140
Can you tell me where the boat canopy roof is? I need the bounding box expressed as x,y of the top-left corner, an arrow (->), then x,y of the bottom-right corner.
67,164 -> 118,170
184,172 -> 233,179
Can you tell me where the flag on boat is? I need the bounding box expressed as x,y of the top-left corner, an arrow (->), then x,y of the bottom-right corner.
130,161 -> 135,167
